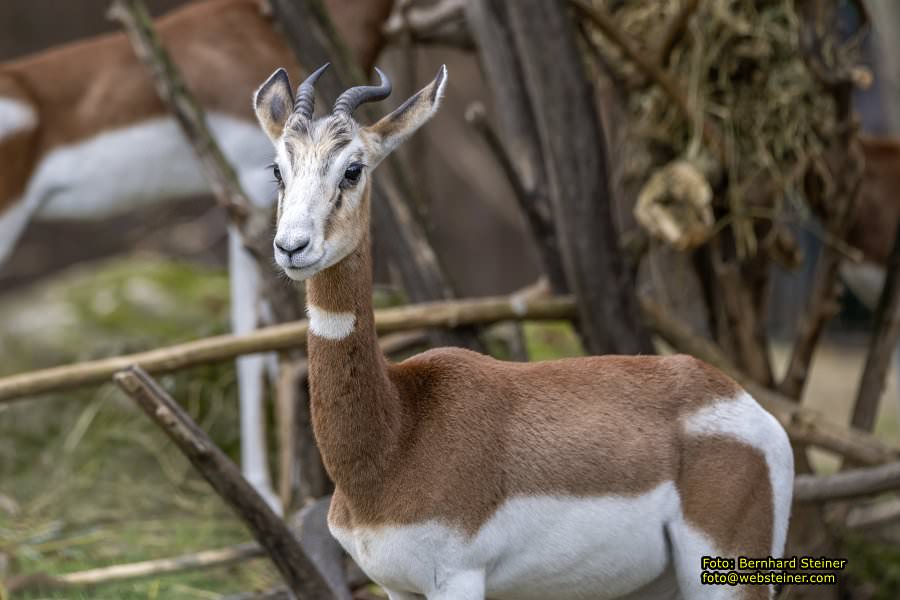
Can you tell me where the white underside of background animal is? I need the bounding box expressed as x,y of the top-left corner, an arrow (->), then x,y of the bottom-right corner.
0,105 -> 282,511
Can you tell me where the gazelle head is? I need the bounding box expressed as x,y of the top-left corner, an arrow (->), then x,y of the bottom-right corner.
253,63 -> 447,281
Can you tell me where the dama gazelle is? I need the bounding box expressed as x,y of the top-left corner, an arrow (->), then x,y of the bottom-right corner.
253,64 -> 795,599
0,0 -> 392,511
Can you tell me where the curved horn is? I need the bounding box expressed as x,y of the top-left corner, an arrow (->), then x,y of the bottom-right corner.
294,63 -> 330,119
333,67 -> 392,116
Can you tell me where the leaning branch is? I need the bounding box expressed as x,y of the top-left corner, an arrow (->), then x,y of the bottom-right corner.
794,460 -> 900,503
113,366 -> 336,599
0,295 -> 576,402
851,223 -> 900,432
382,0 -> 472,48
6,543 -> 264,594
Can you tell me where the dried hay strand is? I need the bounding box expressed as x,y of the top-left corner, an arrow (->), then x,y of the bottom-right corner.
578,0 -> 865,258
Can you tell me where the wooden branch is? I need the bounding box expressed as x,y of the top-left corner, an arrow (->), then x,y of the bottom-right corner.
794,460 -> 900,502
493,0 -> 654,355
464,1 -> 568,295
6,543 -> 264,593
639,294 -> 900,466
7,496 -> 358,597
780,0 -> 865,403
275,355 -> 302,510
852,224 -> 900,431
463,101 -> 567,290
846,497 -> 900,530
0,295 -> 576,403
113,366 -> 336,599
777,253 -> 843,400
221,588 -> 291,600
108,0 -> 311,502
107,0 -> 246,223
568,0 -> 726,166
383,0 -> 472,49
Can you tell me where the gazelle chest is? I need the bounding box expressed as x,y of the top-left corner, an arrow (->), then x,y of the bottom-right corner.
327,483 -> 682,600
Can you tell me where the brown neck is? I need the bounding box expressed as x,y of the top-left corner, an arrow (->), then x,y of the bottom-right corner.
305,195 -> 402,494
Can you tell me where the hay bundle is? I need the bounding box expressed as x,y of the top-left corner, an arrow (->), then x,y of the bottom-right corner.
579,0 -> 863,258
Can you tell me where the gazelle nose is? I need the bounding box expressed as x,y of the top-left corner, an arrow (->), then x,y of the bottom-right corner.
275,236 -> 310,256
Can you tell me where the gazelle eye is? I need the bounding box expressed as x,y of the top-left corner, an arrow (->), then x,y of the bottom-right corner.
271,164 -> 282,184
341,163 -> 364,189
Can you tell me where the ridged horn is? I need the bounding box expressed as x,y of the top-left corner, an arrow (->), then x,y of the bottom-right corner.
294,63 -> 330,119
333,67 -> 392,116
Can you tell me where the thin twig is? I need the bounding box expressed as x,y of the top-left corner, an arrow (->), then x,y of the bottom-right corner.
464,101 -> 565,287
794,460 -> 900,502
6,543 -> 264,594
382,0 -> 471,48
850,222 -> 900,432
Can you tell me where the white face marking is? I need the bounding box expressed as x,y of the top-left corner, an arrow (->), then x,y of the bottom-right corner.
273,119 -> 370,281
331,484 -> 683,600
684,393 -> 794,557
307,304 -> 356,340
0,97 -> 37,140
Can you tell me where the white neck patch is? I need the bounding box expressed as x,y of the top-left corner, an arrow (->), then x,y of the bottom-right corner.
307,303 -> 356,340
0,97 -> 37,139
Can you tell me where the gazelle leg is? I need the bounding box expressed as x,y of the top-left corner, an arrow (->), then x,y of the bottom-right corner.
668,519 -> 757,599
229,226 -> 281,514
669,437 -> 780,599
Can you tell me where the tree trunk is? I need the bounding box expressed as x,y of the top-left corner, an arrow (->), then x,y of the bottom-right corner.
469,0 -> 653,355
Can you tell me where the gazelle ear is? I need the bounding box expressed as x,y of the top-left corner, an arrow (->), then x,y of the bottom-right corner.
254,68 -> 294,142
365,65 -> 447,167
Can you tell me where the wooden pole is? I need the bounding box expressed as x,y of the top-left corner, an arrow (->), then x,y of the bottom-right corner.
6,543 -> 264,594
794,460 -> 900,502
851,225 -> 900,432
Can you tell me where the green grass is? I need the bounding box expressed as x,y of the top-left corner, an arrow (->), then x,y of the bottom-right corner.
522,321 -> 584,361
0,257 -> 279,599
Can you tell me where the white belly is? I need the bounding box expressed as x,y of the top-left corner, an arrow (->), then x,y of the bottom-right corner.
330,482 -> 682,600
31,113 -> 275,220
